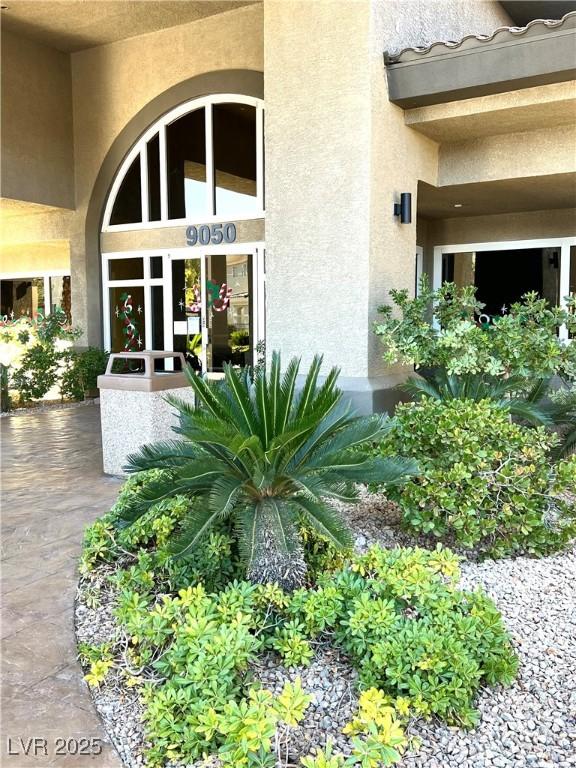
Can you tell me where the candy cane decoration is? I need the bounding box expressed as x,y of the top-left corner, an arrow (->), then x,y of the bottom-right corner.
117,293 -> 139,351
213,282 -> 232,312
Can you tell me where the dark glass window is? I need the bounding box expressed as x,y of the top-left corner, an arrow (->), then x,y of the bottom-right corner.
150,256 -> 163,278
147,134 -> 161,221
151,285 -> 164,350
109,258 -> 144,280
167,109 -> 206,219
110,155 -> 142,226
213,103 -> 258,217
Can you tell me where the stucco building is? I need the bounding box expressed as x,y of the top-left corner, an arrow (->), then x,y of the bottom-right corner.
1,0 -> 575,411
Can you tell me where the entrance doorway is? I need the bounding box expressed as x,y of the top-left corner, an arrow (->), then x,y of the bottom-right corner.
101,245 -> 265,371
169,250 -> 259,374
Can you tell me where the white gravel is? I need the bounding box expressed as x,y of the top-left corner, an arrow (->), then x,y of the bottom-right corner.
76,491 -> 576,768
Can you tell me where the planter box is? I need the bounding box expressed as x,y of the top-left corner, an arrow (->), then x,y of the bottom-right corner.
97,351 -> 194,476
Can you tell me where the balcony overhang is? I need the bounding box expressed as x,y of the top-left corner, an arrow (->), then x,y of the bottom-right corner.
385,11 -> 576,108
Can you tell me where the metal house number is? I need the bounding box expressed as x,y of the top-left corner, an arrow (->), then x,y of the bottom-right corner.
185,223 -> 237,247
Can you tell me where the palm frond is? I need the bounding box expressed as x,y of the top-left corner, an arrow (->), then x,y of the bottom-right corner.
329,455 -> 420,484
291,496 -> 353,549
168,501 -> 231,558
294,354 -> 323,419
276,356 -> 301,434
124,440 -> 203,472
222,363 -> 260,436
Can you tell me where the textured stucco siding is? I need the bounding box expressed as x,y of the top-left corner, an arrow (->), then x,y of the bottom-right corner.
428,208 -> 576,245
1,29 -> 75,210
264,0 -> 373,378
439,125 -> 576,186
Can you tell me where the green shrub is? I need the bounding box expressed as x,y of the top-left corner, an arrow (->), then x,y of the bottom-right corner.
374,278 -> 576,380
94,544 -> 516,766
120,353 -> 418,590
60,346 -> 109,400
10,343 -> 61,403
2,309 -> 81,406
378,398 -> 576,556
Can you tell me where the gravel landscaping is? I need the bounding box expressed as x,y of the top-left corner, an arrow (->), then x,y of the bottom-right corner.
76,492 -> 576,768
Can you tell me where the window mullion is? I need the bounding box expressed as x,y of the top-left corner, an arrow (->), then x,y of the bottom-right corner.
205,105 -> 215,217
159,127 -> 168,221
256,105 -> 264,212
140,147 -> 149,224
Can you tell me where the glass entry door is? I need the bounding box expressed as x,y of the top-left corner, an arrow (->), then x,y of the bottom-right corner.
171,255 -> 207,372
169,250 -> 259,375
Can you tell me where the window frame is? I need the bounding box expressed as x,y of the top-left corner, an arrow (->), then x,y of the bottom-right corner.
102,94 -> 265,233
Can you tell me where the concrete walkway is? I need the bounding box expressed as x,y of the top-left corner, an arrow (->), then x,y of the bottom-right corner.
1,405 -> 123,767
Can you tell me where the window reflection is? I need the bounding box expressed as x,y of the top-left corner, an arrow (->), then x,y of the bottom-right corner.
167,109 -> 207,219
110,155 -> 142,226
213,104 -> 258,217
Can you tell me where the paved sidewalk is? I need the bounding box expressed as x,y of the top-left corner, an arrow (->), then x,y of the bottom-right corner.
1,405 -> 123,767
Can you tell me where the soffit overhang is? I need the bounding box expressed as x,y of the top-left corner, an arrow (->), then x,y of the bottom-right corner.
385,11 -> 576,108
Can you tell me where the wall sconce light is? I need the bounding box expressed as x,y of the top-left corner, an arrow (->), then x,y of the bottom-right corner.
394,192 -> 412,224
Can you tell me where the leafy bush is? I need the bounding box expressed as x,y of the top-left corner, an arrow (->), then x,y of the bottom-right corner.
402,371 -> 576,461
0,309 -> 81,407
60,346 -> 109,400
119,353 -> 418,590
374,278 -> 576,380
378,398 -> 576,556
10,343 -> 61,402
80,541 -> 516,766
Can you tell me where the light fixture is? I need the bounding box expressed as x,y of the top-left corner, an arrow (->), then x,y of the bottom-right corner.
453,203 -> 463,208
393,192 -> 412,224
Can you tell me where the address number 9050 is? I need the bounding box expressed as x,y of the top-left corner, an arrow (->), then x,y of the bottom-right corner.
186,223 -> 237,246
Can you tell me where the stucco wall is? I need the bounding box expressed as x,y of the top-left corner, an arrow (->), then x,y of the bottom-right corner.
428,208 -> 576,244
439,125 -> 576,186
365,0 -> 509,377
264,0 -> 374,378
380,0 -> 510,55
69,3 -> 263,343
264,0 -> 510,388
1,29 -> 74,210
0,242 -> 70,274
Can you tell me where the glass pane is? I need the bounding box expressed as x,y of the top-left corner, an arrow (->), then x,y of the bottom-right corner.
0,278 -> 45,318
206,253 -> 252,372
110,155 -> 142,226
49,275 -> 71,321
171,258 -> 203,372
109,287 -> 146,352
213,103 -> 258,218
151,285 -> 164,350
147,134 -> 161,221
150,256 -> 163,278
167,109 -> 206,219
109,258 -> 144,280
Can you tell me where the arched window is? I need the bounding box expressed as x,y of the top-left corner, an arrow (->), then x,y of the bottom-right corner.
102,94 -> 264,230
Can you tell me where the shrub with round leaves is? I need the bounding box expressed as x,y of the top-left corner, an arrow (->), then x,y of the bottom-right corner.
378,397 -> 576,556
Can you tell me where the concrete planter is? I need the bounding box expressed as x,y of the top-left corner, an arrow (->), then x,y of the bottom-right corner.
97,351 -> 194,476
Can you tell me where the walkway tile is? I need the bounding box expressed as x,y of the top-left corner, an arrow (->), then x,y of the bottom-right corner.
1,405 -> 123,767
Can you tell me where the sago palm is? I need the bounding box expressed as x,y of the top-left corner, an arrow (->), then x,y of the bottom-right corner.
120,353 -> 418,590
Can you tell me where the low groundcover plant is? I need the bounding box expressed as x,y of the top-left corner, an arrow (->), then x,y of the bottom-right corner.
79,478 -> 518,768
